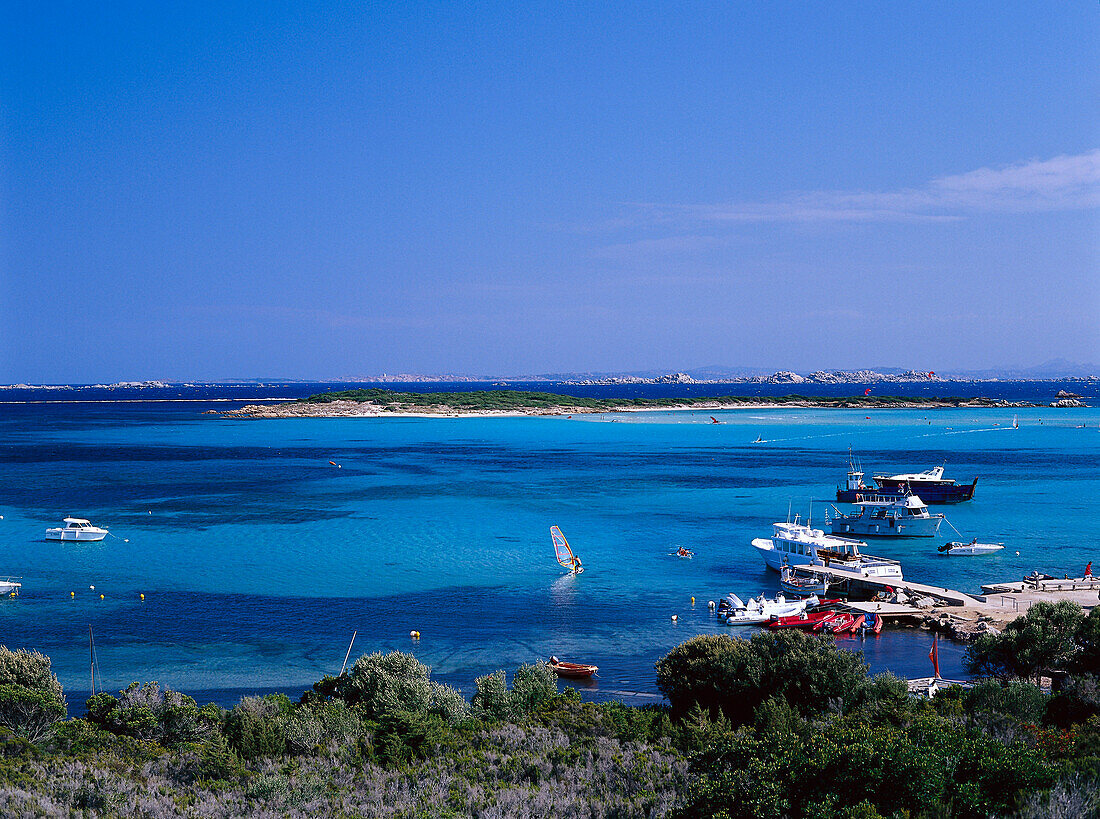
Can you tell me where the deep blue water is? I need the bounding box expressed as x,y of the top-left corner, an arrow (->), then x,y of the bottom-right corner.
0,381 -> 1097,710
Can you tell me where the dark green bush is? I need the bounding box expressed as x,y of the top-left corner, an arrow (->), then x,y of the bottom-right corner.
0,647 -> 67,742
656,631 -> 868,725
84,682 -> 220,747
224,693 -> 292,760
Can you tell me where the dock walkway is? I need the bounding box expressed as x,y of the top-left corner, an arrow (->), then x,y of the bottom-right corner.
794,565 -> 983,607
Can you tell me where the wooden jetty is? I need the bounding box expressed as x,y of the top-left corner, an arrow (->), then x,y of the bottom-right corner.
788,564 -> 983,607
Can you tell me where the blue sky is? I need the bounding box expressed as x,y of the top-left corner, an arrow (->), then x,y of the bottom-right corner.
2,2 -> 1098,381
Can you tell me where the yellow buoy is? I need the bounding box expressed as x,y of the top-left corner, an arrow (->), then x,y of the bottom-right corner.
99,594 -> 104,600
691,596 -> 695,605
410,630 -> 420,639
140,593 -> 145,601
70,591 -> 75,598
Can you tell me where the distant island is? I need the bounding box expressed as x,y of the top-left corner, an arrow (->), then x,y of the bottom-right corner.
221,388 -> 1066,419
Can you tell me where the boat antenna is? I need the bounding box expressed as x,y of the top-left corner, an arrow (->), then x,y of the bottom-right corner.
786,500 -> 792,524
339,630 -> 358,676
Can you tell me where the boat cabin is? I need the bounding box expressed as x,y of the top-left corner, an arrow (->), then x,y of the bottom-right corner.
62,518 -> 96,529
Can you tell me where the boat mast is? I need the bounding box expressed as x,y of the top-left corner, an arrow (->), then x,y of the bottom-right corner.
340,630 -> 358,676
88,626 -> 95,696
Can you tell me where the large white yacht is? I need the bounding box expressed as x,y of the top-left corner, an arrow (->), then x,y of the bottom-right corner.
751,517 -> 903,580
45,518 -> 108,542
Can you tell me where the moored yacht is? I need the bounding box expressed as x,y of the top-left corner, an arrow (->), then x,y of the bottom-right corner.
828,494 -> 944,538
751,518 -> 903,580
873,465 -> 977,504
45,518 -> 108,541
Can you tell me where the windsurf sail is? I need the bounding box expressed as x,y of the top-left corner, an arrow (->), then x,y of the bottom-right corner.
550,526 -> 579,571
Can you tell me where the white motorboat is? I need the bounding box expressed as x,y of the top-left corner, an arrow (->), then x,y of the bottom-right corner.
752,518 -> 903,581
0,578 -> 20,596
45,518 -> 108,541
719,592 -> 819,626
828,494 -> 944,538
938,540 -> 1004,556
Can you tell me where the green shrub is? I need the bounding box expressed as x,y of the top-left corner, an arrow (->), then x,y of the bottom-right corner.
84,682 -> 220,747
967,601 -> 1085,683
285,700 -> 362,756
371,710 -> 445,765
656,631 -> 869,725
509,663 -> 557,714
314,651 -> 469,724
472,669 -> 511,720
0,646 -> 66,742
224,693 -> 292,760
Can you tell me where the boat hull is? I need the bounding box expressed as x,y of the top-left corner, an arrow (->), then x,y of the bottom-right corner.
45,530 -> 107,541
940,542 -> 1004,555
869,478 -> 977,504
752,538 -> 813,572
829,517 -> 942,538
549,662 -> 597,679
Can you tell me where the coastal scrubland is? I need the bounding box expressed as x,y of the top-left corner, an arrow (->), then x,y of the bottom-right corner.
0,602 -> 1098,818
224,388 -> 1023,418
301,388 -> 978,411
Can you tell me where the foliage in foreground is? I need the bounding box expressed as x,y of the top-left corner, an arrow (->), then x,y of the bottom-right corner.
1,605 -> 1099,817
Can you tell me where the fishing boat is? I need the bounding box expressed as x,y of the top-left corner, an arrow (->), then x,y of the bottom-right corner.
938,539 -> 1005,556
872,465 -> 977,504
828,495 -> 944,538
751,518 -> 904,581
547,657 -> 598,679
45,518 -> 108,541
550,526 -> 583,574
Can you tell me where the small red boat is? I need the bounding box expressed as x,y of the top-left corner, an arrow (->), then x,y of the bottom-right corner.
863,612 -> 884,634
548,657 -> 598,679
767,610 -> 837,630
837,614 -> 865,635
817,612 -> 858,633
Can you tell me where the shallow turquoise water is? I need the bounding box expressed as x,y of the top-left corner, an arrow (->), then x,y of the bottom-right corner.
1,403 -> 1098,705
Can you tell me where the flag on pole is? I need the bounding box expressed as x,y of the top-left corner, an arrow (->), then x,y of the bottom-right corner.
929,635 -> 940,679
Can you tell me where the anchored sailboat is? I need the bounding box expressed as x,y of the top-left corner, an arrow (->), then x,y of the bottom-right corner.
550,526 -> 583,574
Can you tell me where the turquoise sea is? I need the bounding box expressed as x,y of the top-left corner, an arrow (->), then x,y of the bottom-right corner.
1,383 -> 1098,707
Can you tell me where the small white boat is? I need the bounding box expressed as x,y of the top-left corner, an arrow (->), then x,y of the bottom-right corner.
938,539 -> 1004,556
719,592 -> 819,626
45,518 -> 108,542
0,578 -> 21,596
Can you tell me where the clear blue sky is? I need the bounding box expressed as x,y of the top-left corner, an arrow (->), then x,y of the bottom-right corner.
2,2 -> 1097,381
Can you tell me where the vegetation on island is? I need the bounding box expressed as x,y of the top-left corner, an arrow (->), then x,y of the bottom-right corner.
0,604 -> 1098,817
299,387 -> 981,412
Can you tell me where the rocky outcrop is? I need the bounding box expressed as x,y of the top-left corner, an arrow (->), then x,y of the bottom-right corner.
923,612 -> 1000,641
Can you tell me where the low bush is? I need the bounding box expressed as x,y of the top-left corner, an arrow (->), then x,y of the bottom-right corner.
0,647 -> 66,743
